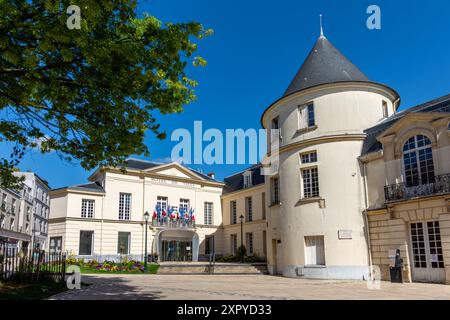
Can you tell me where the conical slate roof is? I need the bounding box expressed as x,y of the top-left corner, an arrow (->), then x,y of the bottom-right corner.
283,35 -> 369,97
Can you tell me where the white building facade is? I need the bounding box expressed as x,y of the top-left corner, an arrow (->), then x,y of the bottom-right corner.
48,159 -> 224,262
14,172 -> 51,250
47,32 -> 450,284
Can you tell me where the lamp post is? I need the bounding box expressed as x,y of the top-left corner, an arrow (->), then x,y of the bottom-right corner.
143,211 -> 150,273
239,214 -> 244,263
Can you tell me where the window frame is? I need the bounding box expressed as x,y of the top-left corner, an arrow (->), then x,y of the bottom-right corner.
301,167 -> 320,199
300,151 -> 318,164
117,232 -> 131,255
245,196 -> 253,222
204,202 -> 214,225
297,102 -> 316,130
119,193 -> 132,220
230,234 -> 238,255
304,235 -> 326,266
179,198 -> 190,213
382,100 -> 389,118
230,200 -> 237,224
402,135 -> 435,187
246,232 -> 254,255
79,230 -> 94,256
243,171 -> 252,188
81,199 -> 95,219
156,196 -> 168,211
271,177 -> 280,205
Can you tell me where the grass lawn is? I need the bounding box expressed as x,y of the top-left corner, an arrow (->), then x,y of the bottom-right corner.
0,281 -> 68,300
79,263 -> 159,275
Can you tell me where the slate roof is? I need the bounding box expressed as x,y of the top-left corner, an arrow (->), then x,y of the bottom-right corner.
284,35 -> 369,97
223,164 -> 265,194
71,182 -> 105,192
51,181 -> 105,193
362,94 -> 450,156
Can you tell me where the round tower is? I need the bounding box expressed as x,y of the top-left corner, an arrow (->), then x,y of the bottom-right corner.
262,33 -> 400,279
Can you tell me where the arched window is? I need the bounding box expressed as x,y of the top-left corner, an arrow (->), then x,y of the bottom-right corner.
403,135 -> 435,187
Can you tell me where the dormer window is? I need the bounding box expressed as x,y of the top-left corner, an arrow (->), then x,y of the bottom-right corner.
382,100 -> 388,118
243,171 -> 252,188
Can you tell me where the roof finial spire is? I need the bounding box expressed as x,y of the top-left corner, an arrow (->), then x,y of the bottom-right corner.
319,14 -> 324,38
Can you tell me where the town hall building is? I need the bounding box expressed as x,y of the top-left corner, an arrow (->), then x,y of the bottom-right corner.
48,31 -> 450,284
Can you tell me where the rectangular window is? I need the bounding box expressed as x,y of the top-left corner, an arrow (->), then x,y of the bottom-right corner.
79,231 -> 94,256
205,235 -> 214,255
11,199 -> 16,215
301,151 -> 317,164
156,196 -> 168,211
382,100 -> 388,118
231,234 -> 238,255
307,103 -> 315,127
298,103 -> 316,129
271,117 -> 279,130
118,193 -> 131,220
49,236 -> 63,254
243,173 -> 252,188
271,177 -> 279,205
10,218 -> 14,230
305,236 -> 325,266
270,116 -> 281,146
204,202 -> 213,225
262,192 -> 266,220
117,232 -> 130,255
246,232 -> 254,255
302,167 -> 319,198
81,199 -> 95,218
262,231 -> 267,257
180,198 -> 190,212
245,197 -> 253,222
230,200 -> 237,224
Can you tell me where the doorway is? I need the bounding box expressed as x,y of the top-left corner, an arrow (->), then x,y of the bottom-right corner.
272,239 -> 283,275
161,240 -> 192,262
409,221 -> 445,283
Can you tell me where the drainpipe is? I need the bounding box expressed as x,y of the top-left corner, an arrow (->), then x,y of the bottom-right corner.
100,180 -> 105,259
361,160 -> 374,270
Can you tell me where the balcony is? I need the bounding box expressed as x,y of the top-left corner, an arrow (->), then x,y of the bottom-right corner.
384,173 -> 450,202
22,191 -> 34,203
151,217 -> 195,229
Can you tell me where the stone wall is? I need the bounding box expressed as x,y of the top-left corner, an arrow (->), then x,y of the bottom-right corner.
368,196 -> 450,284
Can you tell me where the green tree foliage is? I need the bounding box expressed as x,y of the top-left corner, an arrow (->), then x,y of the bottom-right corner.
0,0 -> 212,188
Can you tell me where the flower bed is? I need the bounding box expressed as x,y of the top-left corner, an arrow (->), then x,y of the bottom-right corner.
66,256 -> 159,274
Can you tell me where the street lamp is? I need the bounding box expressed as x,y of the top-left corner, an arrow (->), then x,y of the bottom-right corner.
239,214 -> 244,263
143,211 -> 150,272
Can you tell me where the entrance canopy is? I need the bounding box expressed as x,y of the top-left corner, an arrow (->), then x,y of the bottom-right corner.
153,229 -> 199,262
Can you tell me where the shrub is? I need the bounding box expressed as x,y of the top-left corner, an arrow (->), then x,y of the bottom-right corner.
236,245 -> 247,258
65,255 -> 77,265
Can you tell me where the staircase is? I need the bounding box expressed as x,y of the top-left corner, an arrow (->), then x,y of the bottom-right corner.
157,262 -> 268,275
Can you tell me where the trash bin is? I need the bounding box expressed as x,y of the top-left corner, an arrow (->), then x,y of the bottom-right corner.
390,249 -> 404,283
389,267 -> 403,283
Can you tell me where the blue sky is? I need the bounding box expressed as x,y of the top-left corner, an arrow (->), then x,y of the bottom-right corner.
2,0 -> 450,188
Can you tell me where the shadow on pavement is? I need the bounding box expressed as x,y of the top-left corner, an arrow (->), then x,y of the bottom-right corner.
50,275 -> 164,300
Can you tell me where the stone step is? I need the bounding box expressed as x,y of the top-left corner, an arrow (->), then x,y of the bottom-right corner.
157,263 -> 268,275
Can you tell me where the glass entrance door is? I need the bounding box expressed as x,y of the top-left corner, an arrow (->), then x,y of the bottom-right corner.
161,240 -> 193,262
410,221 -> 445,283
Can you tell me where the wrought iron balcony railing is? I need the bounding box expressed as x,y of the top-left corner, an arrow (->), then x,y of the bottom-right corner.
384,173 -> 450,202
151,217 -> 195,229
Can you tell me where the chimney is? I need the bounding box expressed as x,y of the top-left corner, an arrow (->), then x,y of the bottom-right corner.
207,172 -> 215,179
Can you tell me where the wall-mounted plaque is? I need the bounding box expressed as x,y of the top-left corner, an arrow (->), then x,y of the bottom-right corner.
338,230 -> 352,240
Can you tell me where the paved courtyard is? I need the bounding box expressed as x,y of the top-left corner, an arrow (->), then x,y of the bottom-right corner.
49,274 -> 450,300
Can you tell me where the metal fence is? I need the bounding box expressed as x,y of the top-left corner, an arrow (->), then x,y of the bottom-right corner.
0,243 -> 66,284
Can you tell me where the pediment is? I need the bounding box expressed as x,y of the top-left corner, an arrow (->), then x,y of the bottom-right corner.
377,113 -> 440,142
145,163 -> 204,181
